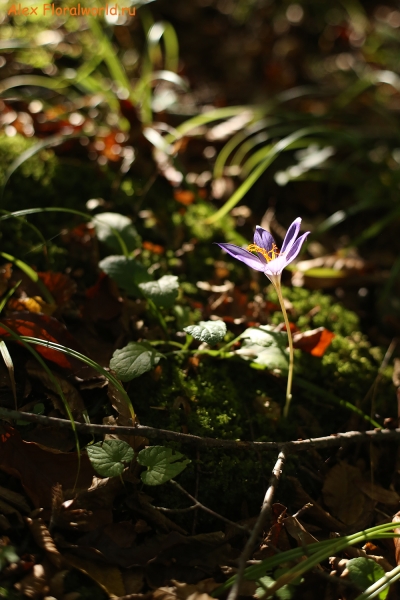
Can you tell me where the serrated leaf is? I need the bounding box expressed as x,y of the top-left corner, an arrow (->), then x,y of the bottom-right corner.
110,341 -> 164,382
347,558 -> 388,599
138,275 -> 179,308
93,212 -> 141,253
236,325 -> 289,371
137,446 -> 190,485
184,320 -> 227,346
86,440 -> 134,478
99,255 -> 151,295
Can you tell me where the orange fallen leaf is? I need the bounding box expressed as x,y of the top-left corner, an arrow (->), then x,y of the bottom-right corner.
293,327 -> 335,357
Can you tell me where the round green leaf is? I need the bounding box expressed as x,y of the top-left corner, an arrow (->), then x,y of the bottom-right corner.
347,557 -> 388,599
86,440 -> 134,478
93,212 -> 141,253
138,275 -> 179,308
237,325 -> 289,371
184,320 -> 227,346
99,255 -> 151,295
137,446 -> 191,485
110,341 -> 164,382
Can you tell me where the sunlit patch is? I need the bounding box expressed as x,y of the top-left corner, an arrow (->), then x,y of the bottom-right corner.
247,243 -> 280,262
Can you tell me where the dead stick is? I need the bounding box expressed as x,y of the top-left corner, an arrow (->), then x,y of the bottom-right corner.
227,448 -> 288,600
0,407 -> 399,451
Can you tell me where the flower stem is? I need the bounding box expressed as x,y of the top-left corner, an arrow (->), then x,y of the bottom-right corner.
274,283 -> 295,418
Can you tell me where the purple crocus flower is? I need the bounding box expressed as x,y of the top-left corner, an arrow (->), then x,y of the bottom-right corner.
217,217 -> 309,286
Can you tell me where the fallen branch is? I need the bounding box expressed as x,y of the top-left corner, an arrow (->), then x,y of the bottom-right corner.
0,407 -> 399,451
227,448 -> 288,600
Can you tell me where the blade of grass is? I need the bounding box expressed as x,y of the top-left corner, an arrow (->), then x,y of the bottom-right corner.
206,127 -> 323,225
296,377 -> 381,428
0,324 -> 81,487
0,341 -> 17,409
0,209 -> 129,257
0,252 -> 54,305
19,337 -> 135,422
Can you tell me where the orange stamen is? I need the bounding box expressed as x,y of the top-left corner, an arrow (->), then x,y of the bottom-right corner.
247,243 -> 280,262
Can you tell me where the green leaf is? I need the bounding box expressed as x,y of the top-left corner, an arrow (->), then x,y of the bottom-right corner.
347,558 -> 388,599
138,275 -> 179,308
86,440 -> 134,478
137,446 -> 191,485
237,326 -> 289,371
184,320 -> 227,346
92,212 -> 141,254
110,341 -> 164,382
99,255 -> 152,296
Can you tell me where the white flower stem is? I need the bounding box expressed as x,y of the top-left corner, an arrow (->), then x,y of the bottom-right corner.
273,281 -> 295,418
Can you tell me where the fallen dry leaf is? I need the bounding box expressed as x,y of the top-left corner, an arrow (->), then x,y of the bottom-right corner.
0,426 -> 94,508
355,479 -> 400,505
64,552 -> 126,598
27,517 -> 64,569
292,327 -> 335,357
322,462 -> 367,526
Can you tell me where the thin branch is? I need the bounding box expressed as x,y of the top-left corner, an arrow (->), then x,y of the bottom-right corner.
2,407 -> 400,451
169,479 -> 251,533
227,448 -> 288,600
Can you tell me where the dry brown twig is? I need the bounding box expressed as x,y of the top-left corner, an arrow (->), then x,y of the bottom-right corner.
1,407 -> 400,452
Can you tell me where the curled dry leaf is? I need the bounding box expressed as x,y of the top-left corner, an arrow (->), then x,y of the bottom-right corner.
26,517 -> 64,569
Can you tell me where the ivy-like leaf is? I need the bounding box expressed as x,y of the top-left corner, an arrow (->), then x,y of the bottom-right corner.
137,446 -> 191,485
99,255 -> 151,296
86,440 -> 134,478
110,341 -> 164,382
138,275 -> 179,308
93,212 -> 141,253
236,325 -> 289,371
347,557 -> 388,599
184,320 -> 227,346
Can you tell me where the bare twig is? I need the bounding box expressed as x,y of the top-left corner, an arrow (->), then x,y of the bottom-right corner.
227,448 -> 288,600
1,407 -> 400,452
169,479 -> 251,533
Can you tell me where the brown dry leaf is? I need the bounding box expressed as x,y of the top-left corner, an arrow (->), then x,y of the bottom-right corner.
14,560 -> 53,600
26,517 -> 64,569
0,498 -> 24,526
283,515 -> 319,546
37,271 -> 77,306
355,479 -> 400,505
122,568 -> 145,595
64,552 -> 125,598
26,360 -> 86,420
287,477 -> 346,531
0,484 -> 31,513
0,426 -> 95,508
322,462 -> 366,526
55,476 -> 122,532
0,262 -> 12,297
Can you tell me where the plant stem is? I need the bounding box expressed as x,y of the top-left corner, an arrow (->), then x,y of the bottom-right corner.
274,282 -> 294,418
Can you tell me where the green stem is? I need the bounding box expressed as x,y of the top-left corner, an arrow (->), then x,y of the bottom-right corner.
274,282 -> 294,418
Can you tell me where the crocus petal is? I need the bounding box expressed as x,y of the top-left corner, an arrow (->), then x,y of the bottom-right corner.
263,255 -> 289,276
280,217 -> 301,254
253,226 -> 275,252
284,231 -> 310,263
217,243 -> 265,272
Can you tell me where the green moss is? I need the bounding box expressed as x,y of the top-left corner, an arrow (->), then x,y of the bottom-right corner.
267,286 -> 360,336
